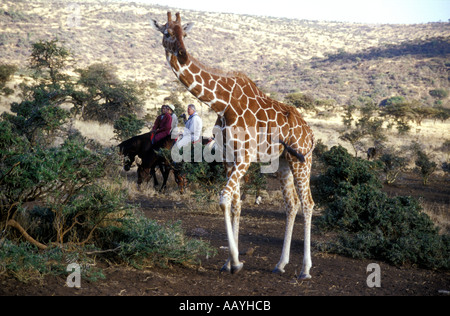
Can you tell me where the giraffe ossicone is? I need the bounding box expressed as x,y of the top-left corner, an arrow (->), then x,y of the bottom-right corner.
151,12 -> 315,279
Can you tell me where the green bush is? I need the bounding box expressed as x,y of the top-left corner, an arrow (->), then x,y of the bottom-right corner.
113,113 -> 145,141
284,92 -> 316,112
75,63 -> 145,123
183,160 -> 227,201
0,63 -> 17,95
415,150 -> 437,185
429,88 -> 448,100
3,83 -> 70,146
102,216 -> 217,268
315,146 -> 449,269
176,144 -> 266,202
0,241 -> 64,282
379,151 -> 408,184
30,39 -> 70,86
0,39 -> 216,281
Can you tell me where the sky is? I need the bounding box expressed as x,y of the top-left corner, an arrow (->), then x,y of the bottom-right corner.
128,0 -> 450,24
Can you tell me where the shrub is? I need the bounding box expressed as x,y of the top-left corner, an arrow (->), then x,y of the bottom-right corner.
3,83 -> 70,146
284,92 -> 316,112
315,146 -> 449,269
0,63 -> 17,95
380,96 -> 406,107
415,150 -> 437,185
379,151 -> 408,184
113,113 -> 145,141
0,241 -> 65,282
314,146 -> 382,206
0,129 -> 123,247
104,216 -> 217,268
182,160 -> 226,201
75,63 -> 145,123
429,88 -> 448,100
30,39 -> 70,86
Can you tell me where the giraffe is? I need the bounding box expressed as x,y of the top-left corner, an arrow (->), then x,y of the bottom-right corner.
151,12 -> 315,279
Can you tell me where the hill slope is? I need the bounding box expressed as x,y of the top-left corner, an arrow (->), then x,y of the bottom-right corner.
1,0 -> 449,107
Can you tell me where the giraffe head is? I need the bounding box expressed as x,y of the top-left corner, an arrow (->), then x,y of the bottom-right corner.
151,12 -> 194,64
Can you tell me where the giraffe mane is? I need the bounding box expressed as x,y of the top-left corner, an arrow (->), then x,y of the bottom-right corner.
188,53 -> 251,81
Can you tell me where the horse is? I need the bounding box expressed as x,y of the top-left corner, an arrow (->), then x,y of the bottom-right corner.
118,133 -> 183,191
136,135 -> 187,192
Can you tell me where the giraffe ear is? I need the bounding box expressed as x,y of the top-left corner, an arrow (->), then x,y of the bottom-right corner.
150,19 -> 165,34
183,22 -> 194,34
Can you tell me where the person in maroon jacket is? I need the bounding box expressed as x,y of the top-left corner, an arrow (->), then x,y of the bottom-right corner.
150,105 -> 173,148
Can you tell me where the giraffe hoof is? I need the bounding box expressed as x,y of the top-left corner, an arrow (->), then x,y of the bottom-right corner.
231,263 -> 244,274
298,272 -> 312,280
272,267 -> 285,274
220,264 -> 231,273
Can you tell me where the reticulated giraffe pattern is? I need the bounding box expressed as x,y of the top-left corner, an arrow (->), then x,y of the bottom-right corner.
151,12 -> 315,279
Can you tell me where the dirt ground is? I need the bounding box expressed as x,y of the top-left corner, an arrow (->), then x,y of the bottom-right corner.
1,173 -> 449,296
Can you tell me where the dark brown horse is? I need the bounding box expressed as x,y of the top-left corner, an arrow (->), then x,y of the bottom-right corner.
118,133 -> 185,192
137,136 -> 187,192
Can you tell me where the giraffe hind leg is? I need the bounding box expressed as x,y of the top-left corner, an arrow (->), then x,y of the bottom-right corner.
290,158 -> 314,280
273,159 -> 300,274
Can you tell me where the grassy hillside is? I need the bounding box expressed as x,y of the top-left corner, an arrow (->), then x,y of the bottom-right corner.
1,0 -> 449,105
0,0 -> 449,153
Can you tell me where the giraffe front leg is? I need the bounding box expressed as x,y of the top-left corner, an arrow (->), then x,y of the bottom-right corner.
219,162 -> 247,274
220,193 -> 243,274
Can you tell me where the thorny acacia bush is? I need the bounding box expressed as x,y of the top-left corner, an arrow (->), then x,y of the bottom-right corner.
0,119 -> 215,279
314,146 -> 449,270
0,41 -> 215,280
100,216 -> 217,268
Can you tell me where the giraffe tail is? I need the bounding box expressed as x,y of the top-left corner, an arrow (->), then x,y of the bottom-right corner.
279,141 -> 306,163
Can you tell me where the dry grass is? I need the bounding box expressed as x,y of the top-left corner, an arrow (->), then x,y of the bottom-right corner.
421,202 -> 450,235
1,0 -> 449,106
71,119 -> 116,146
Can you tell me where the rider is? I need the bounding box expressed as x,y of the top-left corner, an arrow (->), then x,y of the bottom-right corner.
175,104 -> 202,149
150,105 -> 173,149
167,104 -> 178,133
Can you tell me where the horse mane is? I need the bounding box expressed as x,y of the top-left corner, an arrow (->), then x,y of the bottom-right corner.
118,132 -> 151,154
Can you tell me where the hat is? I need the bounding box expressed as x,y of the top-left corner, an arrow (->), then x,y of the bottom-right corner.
168,104 -> 175,112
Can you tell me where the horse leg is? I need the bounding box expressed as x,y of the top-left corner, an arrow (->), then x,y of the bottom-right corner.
159,162 -> 171,192
151,164 -> 158,188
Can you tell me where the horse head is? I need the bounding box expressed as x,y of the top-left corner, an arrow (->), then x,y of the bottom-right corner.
118,140 -> 137,172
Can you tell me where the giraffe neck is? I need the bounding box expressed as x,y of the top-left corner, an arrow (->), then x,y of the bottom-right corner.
167,52 -> 240,116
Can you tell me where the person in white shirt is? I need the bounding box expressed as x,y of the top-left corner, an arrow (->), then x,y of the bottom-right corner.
175,104 -> 202,149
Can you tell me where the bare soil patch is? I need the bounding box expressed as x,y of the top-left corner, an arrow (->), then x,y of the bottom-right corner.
1,173 -> 448,296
